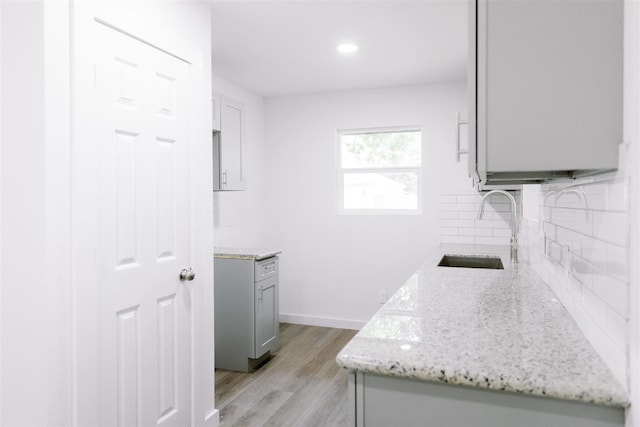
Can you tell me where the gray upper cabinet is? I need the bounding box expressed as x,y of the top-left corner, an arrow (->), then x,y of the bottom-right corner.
213,95 -> 246,191
468,0 -> 623,190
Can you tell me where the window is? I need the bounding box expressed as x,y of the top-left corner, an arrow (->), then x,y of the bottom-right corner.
338,127 -> 422,213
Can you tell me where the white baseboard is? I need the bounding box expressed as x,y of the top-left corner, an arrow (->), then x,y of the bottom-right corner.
279,313 -> 365,330
205,409 -> 219,426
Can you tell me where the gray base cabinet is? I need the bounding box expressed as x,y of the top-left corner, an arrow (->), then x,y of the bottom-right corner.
349,371 -> 624,427
215,256 -> 279,372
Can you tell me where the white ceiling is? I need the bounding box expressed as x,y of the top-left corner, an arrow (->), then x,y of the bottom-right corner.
209,1 -> 468,97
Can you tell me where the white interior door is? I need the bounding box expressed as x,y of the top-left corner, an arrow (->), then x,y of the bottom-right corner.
94,21 -> 192,427
72,4 -> 216,425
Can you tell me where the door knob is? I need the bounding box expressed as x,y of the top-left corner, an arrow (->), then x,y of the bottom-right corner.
179,267 -> 195,282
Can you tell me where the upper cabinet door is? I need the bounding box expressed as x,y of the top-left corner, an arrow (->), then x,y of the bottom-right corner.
213,95 -> 246,191
470,0 -> 623,190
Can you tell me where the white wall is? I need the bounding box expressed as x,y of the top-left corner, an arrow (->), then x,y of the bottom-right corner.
1,3 -> 64,425
212,75 -> 268,248
625,0 -> 640,424
264,83 -> 469,328
1,1 -> 77,423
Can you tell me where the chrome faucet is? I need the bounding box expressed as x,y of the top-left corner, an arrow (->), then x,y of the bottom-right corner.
477,190 -> 518,264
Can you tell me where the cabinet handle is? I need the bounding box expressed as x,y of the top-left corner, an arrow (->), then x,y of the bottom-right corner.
455,112 -> 468,162
258,284 -> 263,302
222,171 -> 227,185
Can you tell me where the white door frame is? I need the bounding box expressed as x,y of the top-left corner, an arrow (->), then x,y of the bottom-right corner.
0,2 -> 4,421
70,2 -> 215,426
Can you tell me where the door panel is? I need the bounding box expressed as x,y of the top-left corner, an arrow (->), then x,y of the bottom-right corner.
116,306 -> 141,426
255,277 -> 278,356
157,294 -> 178,422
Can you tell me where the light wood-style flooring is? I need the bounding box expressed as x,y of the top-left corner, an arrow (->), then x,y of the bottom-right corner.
215,323 -> 358,427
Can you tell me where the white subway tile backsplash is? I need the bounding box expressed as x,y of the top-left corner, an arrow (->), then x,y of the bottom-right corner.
459,228 -> 492,237
440,219 -> 475,228
550,207 -> 592,235
458,211 -> 478,220
440,210 -> 458,220
440,191 -> 519,248
568,275 -> 583,301
581,287 -> 609,330
476,236 -> 511,245
440,219 -> 456,227
441,203 -> 460,212
457,203 -> 482,212
569,255 -> 595,289
441,227 -> 459,236
554,190 -> 588,209
456,194 -> 482,204
592,211 -> 629,247
607,179 -> 629,212
482,203 -> 513,213
489,193 -> 518,204
591,274 -> 629,319
581,235 -> 608,268
546,239 -> 564,264
582,184 -> 608,211
490,211 -> 514,221
541,192 -> 556,207
519,174 -> 631,389
565,300 -> 627,386
543,222 -> 556,239
441,219 -> 475,228
607,243 -> 629,281
492,228 -> 513,237
606,308 -> 627,352
606,179 -> 628,212
441,235 -> 475,244
556,226 -> 581,253
476,219 -> 511,229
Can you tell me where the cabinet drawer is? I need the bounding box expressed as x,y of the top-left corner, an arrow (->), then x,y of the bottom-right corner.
255,257 -> 278,282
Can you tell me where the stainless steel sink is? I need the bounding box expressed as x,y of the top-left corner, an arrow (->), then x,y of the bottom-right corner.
437,254 -> 504,270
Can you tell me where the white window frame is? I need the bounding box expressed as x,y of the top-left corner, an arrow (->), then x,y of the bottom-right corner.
337,126 -> 423,215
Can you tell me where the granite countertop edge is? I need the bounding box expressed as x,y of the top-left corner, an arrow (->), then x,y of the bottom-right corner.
214,247 -> 282,261
336,244 -> 630,409
337,357 -> 627,408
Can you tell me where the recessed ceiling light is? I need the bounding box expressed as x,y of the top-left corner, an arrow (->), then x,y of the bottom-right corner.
337,43 -> 358,54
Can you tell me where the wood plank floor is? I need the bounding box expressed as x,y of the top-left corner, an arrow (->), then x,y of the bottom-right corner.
215,323 -> 358,427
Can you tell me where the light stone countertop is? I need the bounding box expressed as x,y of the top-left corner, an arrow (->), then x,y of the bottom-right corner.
214,247 -> 282,261
336,244 -> 629,408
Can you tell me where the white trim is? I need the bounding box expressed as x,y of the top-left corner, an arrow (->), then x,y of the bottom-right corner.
338,125 -> 423,136
0,1 -> 3,422
625,0 -> 640,425
279,313 -> 365,331
44,2 -> 72,425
